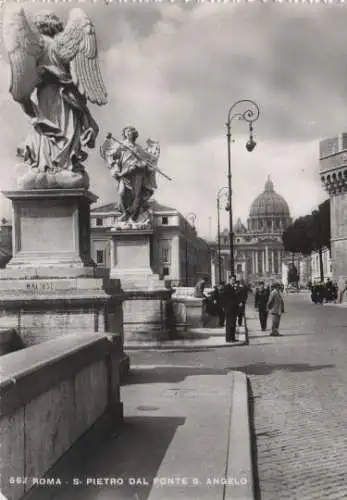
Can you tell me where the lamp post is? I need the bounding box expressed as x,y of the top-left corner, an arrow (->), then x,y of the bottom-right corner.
217,187 -> 229,284
185,212 -> 197,286
226,99 -> 260,276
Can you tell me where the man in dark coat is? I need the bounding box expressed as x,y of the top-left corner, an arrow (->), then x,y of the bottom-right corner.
254,281 -> 270,331
237,280 -> 248,327
210,284 -> 225,326
223,275 -> 241,342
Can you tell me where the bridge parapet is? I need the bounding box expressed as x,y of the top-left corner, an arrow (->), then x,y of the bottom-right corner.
0,332 -> 123,500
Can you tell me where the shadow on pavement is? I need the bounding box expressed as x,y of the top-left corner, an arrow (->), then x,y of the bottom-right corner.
144,348 -> 216,354
53,416 -> 185,500
256,430 -> 282,439
247,379 -> 261,500
123,366 -> 227,385
250,332 -> 312,338
226,362 -> 335,375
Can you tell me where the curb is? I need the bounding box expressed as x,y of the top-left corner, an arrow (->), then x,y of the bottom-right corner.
124,322 -> 250,351
225,371 -> 255,500
124,339 -> 248,351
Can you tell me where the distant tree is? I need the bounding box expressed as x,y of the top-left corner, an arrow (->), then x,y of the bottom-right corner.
282,215 -> 314,256
310,200 -> 330,251
282,200 -> 330,282
287,263 -> 299,285
310,200 -> 330,282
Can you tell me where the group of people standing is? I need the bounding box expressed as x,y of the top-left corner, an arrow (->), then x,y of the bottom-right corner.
210,276 -> 249,342
198,276 -> 285,341
308,277 -> 345,305
254,282 -> 285,336
209,278 -> 285,341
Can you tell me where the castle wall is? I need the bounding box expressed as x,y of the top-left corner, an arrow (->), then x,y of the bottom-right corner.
320,134 -> 347,282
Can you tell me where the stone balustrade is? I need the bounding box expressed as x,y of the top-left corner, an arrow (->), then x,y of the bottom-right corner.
0,332 -> 124,500
171,287 -> 213,330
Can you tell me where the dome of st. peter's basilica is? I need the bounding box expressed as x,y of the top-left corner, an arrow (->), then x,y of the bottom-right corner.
247,177 -> 291,234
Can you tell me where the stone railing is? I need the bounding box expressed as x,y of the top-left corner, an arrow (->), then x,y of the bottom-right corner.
172,287 -> 213,298
171,287 -> 214,330
0,332 -> 124,500
172,287 -> 196,298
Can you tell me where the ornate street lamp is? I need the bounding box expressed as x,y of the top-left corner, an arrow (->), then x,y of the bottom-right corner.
217,187 -> 229,284
185,212 -> 197,286
226,99 -> 260,276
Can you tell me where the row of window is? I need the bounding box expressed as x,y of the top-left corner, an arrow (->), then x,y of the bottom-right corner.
93,242 -> 206,268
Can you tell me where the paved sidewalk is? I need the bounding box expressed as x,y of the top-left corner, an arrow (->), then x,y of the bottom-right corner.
124,322 -> 248,351
321,301 -> 347,308
30,366 -> 254,500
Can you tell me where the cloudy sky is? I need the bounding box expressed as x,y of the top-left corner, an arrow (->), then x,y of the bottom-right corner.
0,0 -> 346,239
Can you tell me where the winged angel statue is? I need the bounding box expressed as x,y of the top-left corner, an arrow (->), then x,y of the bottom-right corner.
2,5 -> 107,189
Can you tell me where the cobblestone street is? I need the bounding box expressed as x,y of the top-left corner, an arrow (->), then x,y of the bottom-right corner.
128,293 -> 347,500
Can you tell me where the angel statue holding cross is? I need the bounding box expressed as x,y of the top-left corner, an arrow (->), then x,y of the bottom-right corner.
100,126 -> 171,225
2,5 -> 107,190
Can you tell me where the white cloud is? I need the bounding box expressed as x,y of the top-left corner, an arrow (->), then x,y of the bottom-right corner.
0,2 -> 339,240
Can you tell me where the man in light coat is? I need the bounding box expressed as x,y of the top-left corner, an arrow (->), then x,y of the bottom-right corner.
267,283 -> 285,337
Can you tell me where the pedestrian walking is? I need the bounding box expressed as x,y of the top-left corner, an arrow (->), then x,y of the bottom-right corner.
267,282 -> 285,336
237,280 -> 248,327
254,281 -> 270,331
223,275 -> 241,342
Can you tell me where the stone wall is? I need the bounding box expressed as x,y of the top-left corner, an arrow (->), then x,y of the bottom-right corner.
170,288 -> 208,331
0,277 -> 124,347
319,137 -> 347,283
0,333 -> 123,500
330,193 -> 347,280
122,290 -> 176,341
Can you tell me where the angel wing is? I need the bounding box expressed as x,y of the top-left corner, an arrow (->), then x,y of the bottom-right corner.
2,5 -> 43,102
53,8 -> 107,106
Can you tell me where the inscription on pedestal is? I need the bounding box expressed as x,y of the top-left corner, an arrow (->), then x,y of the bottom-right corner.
4,279 -> 79,292
25,280 -> 55,291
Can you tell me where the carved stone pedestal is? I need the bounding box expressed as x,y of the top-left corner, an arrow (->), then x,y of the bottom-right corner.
110,228 -> 175,342
0,276 -> 124,347
3,189 -> 96,277
110,229 -> 155,286
0,189 -> 129,376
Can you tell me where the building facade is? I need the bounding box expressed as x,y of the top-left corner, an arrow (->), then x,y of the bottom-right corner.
211,177 -> 292,285
0,218 -> 12,268
90,200 -> 211,286
319,133 -> 347,281
310,247 -> 332,283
